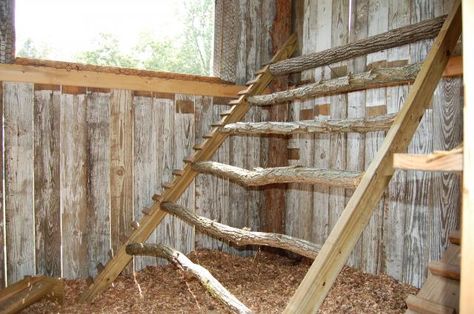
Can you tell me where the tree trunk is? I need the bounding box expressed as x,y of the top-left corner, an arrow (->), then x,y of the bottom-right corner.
126,243 -> 252,314
0,0 -> 15,63
192,161 -> 362,188
221,113 -> 396,135
160,202 -> 320,259
269,15 -> 445,75
249,63 -> 421,106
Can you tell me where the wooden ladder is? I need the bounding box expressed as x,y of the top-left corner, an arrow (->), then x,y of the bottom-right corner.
79,34 -> 298,303
283,1 -> 462,312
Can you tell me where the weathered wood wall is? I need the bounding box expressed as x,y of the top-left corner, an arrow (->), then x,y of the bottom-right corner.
285,0 -> 462,287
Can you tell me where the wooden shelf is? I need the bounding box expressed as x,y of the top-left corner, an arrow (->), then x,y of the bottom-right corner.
393,151 -> 462,172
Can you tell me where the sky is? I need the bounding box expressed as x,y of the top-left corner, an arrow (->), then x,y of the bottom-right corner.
16,0 -> 185,61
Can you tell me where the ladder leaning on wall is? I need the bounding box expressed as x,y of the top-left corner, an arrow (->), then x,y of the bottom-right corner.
80,0 -> 462,312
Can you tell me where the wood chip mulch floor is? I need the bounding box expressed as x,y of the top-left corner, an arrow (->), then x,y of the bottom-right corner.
24,249 -> 418,313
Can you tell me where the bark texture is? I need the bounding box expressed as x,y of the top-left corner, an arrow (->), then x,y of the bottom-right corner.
249,63 -> 421,106
192,161 -> 362,188
269,15 -> 445,75
160,202 -> 320,259
0,0 -> 15,63
221,113 -> 397,135
126,243 -> 251,314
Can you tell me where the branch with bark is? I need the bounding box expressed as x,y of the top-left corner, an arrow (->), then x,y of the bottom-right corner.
221,113 -> 396,135
192,161 -> 362,188
249,63 -> 421,106
160,202 -> 320,259
269,15 -> 445,75
126,243 -> 251,314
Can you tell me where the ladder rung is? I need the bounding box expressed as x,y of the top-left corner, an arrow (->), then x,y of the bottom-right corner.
141,207 -> 152,215
406,294 -> 455,314
162,181 -> 174,189
183,155 -> 196,164
220,110 -> 233,117
246,76 -> 261,85
211,122 -> 225,128
228,97 -> 244,105
237,87 -> 252,95
172,169 -> 185,176
202,131 -> 216,139
130,220 -> 140,230
428,261 -> 460,281
255,66 -> 269,75
448,230 -> 461,245
152,194 -> 162,202
193,143 -> 205,150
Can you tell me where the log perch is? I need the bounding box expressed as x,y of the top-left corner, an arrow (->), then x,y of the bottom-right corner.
160,202 -> 320,259
126,243 -> 252,314
221,113 -> 396,135
249,63 -> 421,106
192,161 -> 362,188
269,15 -> 445,75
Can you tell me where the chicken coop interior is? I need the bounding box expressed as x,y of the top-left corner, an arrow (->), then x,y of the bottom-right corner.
0,0 -> 473,313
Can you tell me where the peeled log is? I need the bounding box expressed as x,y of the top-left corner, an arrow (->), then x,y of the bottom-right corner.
269,15 -> 445,75
221,113 -> 396,135
249,63 -> 421,106
126,243 -> 251,314
161,202 -> 320,259
192,161 -> 362,188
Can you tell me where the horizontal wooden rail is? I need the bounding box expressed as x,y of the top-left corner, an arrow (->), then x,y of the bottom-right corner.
393,146 -> 463,172
406,295 -> 455,314
428,261 -> 460,281
221,114 -> 396,135
0,61 -> 244,98
192,161 -> 362,188
160,202 -> 320,259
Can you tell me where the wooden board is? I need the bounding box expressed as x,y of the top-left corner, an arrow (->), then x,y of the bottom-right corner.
109,89 -> 134,274
0,83 -> 3,288
394,153 -> 462,172
60,88 -> 89,279
34,88 -> 61,277
4,82 -> 35,284
86,91 -> 111,276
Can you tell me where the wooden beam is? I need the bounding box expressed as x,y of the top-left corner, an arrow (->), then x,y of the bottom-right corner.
250,63 -> 421,106
79,34 -> 298,303
443,55 -> 463,77
393,152 -> 463,172
126,243 -> 251,314
406,295 -> 455,314
192,161 -> 362,188
283,2 -> 461,312
221,113 -> 396,135
428,261 -> 460,281
160,202 -> 320,259
0,276 -> 64,314
269,15 -> 446,76
461,0 -> 474,312
449,230 -> 461,245
0,63 -> 244,98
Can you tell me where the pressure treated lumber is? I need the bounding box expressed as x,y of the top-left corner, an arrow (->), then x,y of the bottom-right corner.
393,152 -> 463,172
80,34 -> 298,303
221,113 -> 396,135
406,295 -> 455,314
428,261 -> 460,281
284,2 -> 461,312
160,202 -> 320,259
192,161 -> 362,188
269,15 -> 445,76
249,63 -> 421,106
126,243 -> 251,314
0,276 -> 64,314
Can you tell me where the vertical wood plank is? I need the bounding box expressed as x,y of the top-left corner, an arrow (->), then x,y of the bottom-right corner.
383,0 -> 410,280
60,88 -> 88,279
173,94 -> 195,254
109,89 -> 134,274
4,82 -> 35,284
34,87 -> 61,277
346,0 -> 368,268
361,0 -> 388,274
133,94 -> 158,269
86,91 -> 111,277
0,83 -> 4,287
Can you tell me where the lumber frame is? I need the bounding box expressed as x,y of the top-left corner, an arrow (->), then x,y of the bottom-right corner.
160,202 -> 320,259
250,63 -> 421,105
80,34 -> 298,303
283,2 -> 462,312
192,161 -> 362,188
0,276 -> 64,314
269,15 -> 446,76
221,113 -> 396,135
0,61 -> 244,98
126,243 -> 251,314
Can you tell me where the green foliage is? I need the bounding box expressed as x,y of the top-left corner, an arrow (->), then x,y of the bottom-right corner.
17,38 -> 51,59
